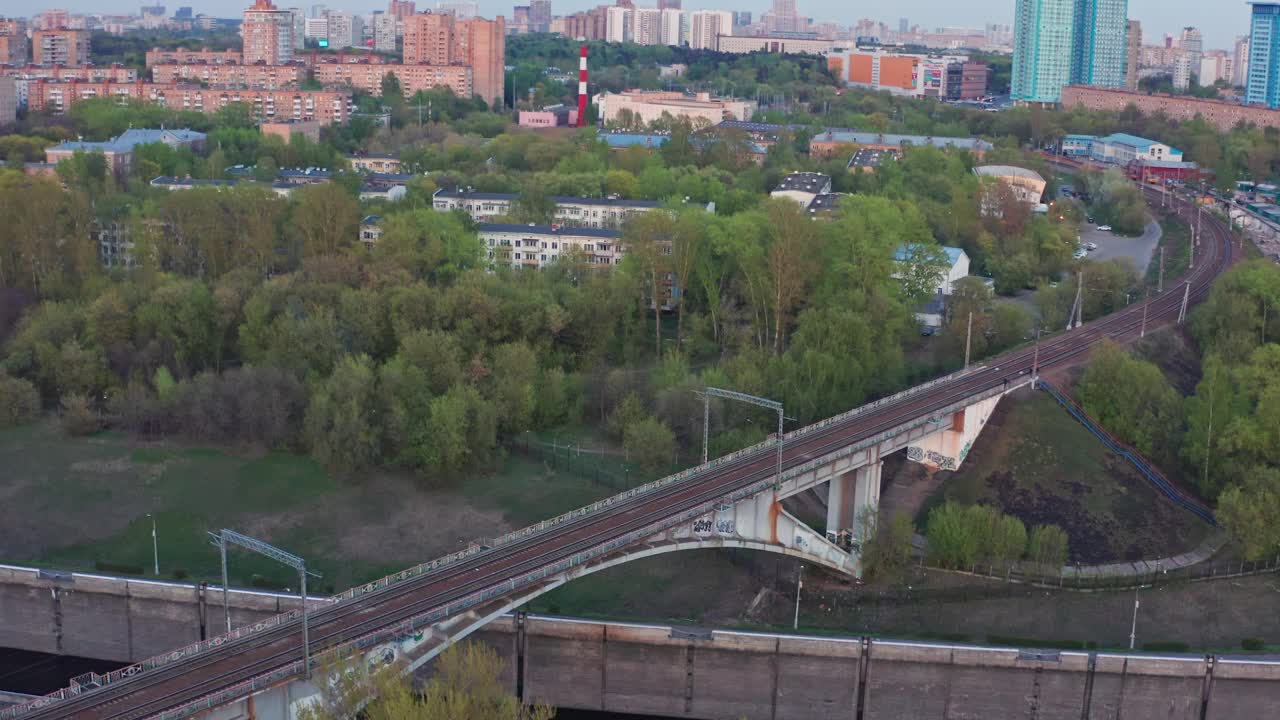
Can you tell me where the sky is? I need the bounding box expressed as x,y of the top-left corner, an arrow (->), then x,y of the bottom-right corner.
32,0 -> 1252,51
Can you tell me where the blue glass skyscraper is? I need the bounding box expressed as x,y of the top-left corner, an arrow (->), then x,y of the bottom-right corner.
1247,3 -> 1280,108
1012,0 -> 1128,103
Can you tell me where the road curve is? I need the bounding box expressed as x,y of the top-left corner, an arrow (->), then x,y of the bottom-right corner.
17,185 -> 1238,720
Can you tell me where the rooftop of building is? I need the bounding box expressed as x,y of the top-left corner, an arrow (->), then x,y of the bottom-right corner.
435,188 -> 662,208
893,243 -> 967,266
477,223 -> 622,239
849,147 -> 899,168
1134,159 -> 1200,169
713,119 -> 806,134
807,193 -> 845,213
973,165 -> 1045,182
1063,134 -> 1096,141
49,128 -> 206,154
150,175 -> 237,187
774,172 -> 832,193
1096,132 -> 1164,150
812,129 -> 993,151
599,132 -> 671,149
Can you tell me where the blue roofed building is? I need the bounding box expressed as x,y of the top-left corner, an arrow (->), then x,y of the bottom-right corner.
1060,134 -> 1096,156
598,132 -> 672,150
45,128 -> 207,176
1089,133 -> 1183,164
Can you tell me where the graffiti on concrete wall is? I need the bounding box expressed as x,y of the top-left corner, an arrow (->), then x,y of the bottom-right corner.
693,506 -> 737,537
906,445 -> 959,471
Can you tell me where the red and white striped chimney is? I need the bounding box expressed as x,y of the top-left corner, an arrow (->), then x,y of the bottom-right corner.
577,45 -> 588,128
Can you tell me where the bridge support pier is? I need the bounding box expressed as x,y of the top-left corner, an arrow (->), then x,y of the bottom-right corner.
825,452 -> 882,544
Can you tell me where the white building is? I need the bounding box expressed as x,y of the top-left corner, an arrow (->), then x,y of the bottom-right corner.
478,223 -> 624,270
606,6 -> 632,43
433,189 -> 665,228
1089,133 -> 1183,164
304,16 -> 328,39
1199,54 -> 1231,86
894,244 -> 970,296
690,10 -> 732,50
632,8 -> 662,46
770,172 -> 832,208
1173,52 -> 1193,90
373,13 -> 397,52
325,11 -> 362,48
1233,35 -> 1250,87
660,8 -> 684,47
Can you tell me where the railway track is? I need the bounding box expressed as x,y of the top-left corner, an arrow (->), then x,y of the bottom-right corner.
16,186 -> 1236,720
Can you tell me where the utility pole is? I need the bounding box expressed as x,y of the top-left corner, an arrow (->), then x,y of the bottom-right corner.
1157,247 -> 1165,294
701,387 -> 786,489
964,311 -> 973,369
1140,291 -> 1149,338
1031,329 -> 1041,389
148,513 -> 159,576
209,530 -> 320,677
1129,586 -> 1140,650
1178,282 -> 1190,324
701,393 -> 710,465
793,564 -> 803,630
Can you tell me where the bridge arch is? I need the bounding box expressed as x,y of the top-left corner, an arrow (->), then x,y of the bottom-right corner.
390,539 -> 851,674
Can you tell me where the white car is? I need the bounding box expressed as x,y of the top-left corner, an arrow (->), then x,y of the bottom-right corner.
1073,248 -> 1088,260
1085,242 -> 1098,250
1097,225 -> 1112,231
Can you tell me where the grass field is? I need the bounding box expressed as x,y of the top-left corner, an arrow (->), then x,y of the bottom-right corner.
0,422 -> 628,593
914,389 -> 1210,563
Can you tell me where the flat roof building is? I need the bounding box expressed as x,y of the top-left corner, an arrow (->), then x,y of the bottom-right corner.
477,223 -> 624,270
434,189 -> 664,228
809,129 -> 993,159
972,165 -> 1047,204
596,90 -> 757,127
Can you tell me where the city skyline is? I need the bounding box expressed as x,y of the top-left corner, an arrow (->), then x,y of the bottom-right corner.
11,0 -> 1254,50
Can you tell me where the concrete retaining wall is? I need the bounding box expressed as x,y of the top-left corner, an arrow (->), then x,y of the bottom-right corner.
465,617 -> 1280,720
0,565 -> 305,663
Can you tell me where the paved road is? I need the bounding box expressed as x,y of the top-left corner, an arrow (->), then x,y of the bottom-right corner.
1081,220 -> 1162,275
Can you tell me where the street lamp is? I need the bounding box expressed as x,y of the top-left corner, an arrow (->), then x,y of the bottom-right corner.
1128,585 -> 1140,650
146,513 -> 159,576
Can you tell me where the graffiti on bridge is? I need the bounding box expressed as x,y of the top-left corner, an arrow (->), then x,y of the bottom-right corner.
906,445 -> 959,471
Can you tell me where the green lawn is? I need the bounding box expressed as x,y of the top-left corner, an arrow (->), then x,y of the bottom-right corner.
0,422 -> 623,594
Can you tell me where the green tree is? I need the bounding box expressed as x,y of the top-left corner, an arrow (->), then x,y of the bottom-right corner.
1077,340 -> 1181,462
292,183 -> 360,257
623,416 -> 675,474
0,372 -> 40,428
305,355 -> 382,476
858,510 -> 915,584
1027,525 -> 1069,572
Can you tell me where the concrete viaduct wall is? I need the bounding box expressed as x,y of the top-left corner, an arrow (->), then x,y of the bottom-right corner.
4,565 -> 1280,720
0,564 -> 304,664
453,616 -> 1280,720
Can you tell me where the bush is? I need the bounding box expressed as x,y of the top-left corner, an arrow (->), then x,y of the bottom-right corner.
1242,637 -> 1266,651
1027,525 -> 1070,571
59,393 -> 100,436
0,372 -> 40,428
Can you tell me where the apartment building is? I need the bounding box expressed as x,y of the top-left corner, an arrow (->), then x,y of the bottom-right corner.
715,36 -> 836,55
1061,84 -> 1280,132
25,80 -> 351,124
478,223 -> 624,270
33,29 -> 90,66
243,0 -> 295,65
0,64 -> 138,83
314,62 -> 472,98
402,12 -> 504,107
145,48 -> 244,66
0,76 -> 16,125
150,63 -> 306,89
433,189 -> 662,228
0,18 -> 29,65
325,11 -> 363,48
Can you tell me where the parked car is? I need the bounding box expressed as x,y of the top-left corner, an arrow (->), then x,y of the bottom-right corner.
1073,248 -> 1088,260
1097,225 -> 1112,231
1085,242 -> 1098,250
1086,216 -> 1095,224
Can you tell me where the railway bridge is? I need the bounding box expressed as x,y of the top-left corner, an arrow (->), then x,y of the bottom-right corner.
3,185 -> 1238,720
